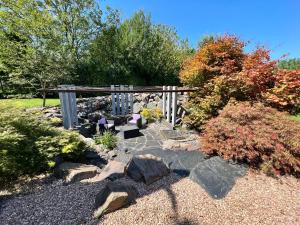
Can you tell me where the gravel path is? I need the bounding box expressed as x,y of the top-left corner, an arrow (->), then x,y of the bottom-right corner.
0,179 -> 108,225
100,173 -> 300,225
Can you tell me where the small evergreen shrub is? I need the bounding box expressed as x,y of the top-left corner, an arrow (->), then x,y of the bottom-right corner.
48,117 -> 62,127
202,101 -> 300,177
0,108 -> 87,183
95,131 -> 117,150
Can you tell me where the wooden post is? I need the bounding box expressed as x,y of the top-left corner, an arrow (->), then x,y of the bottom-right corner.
59,85 -> 78,129
162,86 -> 166,118
172,86 -> 177,126
129,85 -> 133,113
111,85 -> 116,115
167,86 -> 171,122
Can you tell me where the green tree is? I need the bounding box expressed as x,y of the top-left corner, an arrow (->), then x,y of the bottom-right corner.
278,58 -> 300,70
0,0 -> 102,104
87,11 -> 192,86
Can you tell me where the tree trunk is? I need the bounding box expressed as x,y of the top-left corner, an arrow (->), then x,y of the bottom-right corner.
42,83 -> 46,107
42,90 -> 46,107
0,76 -> 6,98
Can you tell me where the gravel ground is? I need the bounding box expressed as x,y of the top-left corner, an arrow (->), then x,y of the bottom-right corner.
0,172 -> 299,225
100,173 -> 300,225
0,179 -> 109,225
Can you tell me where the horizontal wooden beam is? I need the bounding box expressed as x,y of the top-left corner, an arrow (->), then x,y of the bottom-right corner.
39,86 -> 199,93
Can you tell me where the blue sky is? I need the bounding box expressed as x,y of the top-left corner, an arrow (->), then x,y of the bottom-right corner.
101,0 -> 299,59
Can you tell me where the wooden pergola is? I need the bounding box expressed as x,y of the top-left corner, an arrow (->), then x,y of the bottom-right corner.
43,85 -> 199,129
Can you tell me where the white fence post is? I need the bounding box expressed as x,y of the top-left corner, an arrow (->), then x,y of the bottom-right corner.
125,85 -> 129,115
116,85 -> 120,115
172,86 -> 177,126
129,85 -> 133,113
59,85 -> 78,129
166,86 -> 172,122
120,85 -> 125,115
111,85 -> 116,115
162,86 -> 166,118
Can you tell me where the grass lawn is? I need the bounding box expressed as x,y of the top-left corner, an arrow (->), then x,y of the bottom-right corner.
292,115 -> 300,122
0,98 -> 60,109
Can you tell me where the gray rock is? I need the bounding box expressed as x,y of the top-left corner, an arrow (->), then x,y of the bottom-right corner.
146,102 -> 157,109
133,102 -> 143,114
93,181 -> 138,218
189,156 -> 247,199
82,161 -> 126,183
125,154 -> 170,185
157,100 -> 163,109
55,162 -> 100,183
108,150 -> 117,159
154,96 -> 160,102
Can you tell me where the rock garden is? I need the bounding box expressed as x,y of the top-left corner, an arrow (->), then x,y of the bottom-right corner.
1,91 -> 299,225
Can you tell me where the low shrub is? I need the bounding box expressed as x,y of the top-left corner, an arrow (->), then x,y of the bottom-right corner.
141,108 -> 152,120
95,131 -> 117,150
48,117 -> 63,127
0,108 -> 87,183
201,101 -> 300,177
264,69 -> 300,114
141,107 -> 163,122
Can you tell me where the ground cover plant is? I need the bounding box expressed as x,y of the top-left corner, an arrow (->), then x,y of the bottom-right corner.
0,107 -> 87,185
201,101 -> 300,177
95,131 -> 118,150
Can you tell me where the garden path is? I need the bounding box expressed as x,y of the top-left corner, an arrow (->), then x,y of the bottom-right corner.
115,123 -> 247,199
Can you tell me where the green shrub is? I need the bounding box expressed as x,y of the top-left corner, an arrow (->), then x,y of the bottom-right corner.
202,101 -> 300,177
0,108 -> 87,183
95,131 -> 117,150
48,117 -> 63,126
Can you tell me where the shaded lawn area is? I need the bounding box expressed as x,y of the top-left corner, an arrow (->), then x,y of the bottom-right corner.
0,98 -> 60,109
291,115 -> 300,122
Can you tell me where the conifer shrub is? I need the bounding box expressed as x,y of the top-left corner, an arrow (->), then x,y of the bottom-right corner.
0,108 -> 87,183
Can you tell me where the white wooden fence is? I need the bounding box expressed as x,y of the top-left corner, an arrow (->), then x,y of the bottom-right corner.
58,85 -> 179,129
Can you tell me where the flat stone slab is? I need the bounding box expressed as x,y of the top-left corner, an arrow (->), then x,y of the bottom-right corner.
189,156 -> 247,199
160,130 -> 187,140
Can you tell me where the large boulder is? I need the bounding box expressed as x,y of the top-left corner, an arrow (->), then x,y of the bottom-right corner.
125,154 -> 170,185
54,162 -> 100,183
77,123 -> 97,138
82,161 -> 126,183
93,181 -> 138,218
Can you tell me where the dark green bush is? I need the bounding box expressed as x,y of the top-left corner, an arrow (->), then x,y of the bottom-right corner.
0,108 -> 87,183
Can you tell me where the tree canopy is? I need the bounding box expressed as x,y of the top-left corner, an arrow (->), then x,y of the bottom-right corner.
0,1 -> 192,98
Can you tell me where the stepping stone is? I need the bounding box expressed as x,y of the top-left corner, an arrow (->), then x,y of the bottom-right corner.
54,162 -> 100,184
126,154 -> 170,185
189,156 -> 247,199
160,130 -> 187,140
93,181 -> 138,218
169,151 -> 206,176
82,161 -> 126,183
